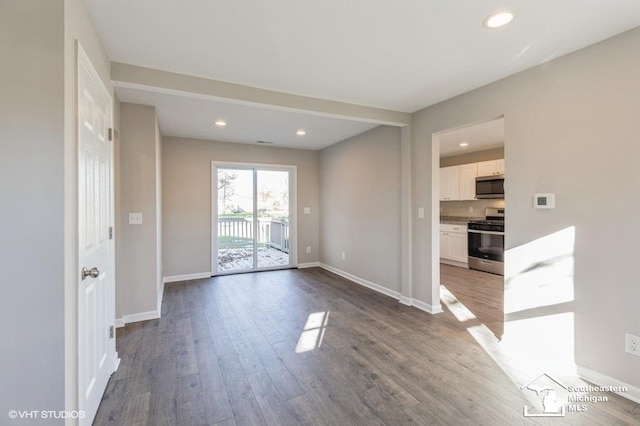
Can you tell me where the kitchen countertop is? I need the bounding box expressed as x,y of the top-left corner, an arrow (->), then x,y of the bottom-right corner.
440,216 -> 479,225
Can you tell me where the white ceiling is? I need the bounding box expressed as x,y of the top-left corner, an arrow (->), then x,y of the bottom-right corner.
116,87 -> 379,149
439,118 -> 504,158
85,0 -> 640,149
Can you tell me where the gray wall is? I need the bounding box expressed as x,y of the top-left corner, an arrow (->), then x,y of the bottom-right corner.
412,27 -> 640,387
162,137 -> 320,277
1,0 -> 112,420
320,126 -> 402,292
118,103 -> 162,319
0,0 -> 66,417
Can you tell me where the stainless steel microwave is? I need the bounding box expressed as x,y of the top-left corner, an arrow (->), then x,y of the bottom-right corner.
475,175 -> 504,199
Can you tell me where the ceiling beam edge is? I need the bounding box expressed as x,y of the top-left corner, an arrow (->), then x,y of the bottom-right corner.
111,62 -> 410,126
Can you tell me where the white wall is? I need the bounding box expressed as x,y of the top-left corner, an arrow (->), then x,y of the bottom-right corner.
162,137 -> 320,277
412,27 -> 640,388
117,103 -> 162,320
320,126 -> 402,292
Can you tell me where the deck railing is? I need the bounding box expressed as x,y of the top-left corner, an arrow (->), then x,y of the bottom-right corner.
218,217 -> 290,253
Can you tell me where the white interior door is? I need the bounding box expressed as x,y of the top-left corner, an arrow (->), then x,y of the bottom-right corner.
77,44 -> 116,425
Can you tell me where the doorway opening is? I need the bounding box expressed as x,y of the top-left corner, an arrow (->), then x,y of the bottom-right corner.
212,162 -> 297,275
433,116 -> 506,339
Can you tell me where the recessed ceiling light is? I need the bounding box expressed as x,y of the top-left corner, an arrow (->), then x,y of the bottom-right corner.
459,142 -> 469,147
483,11 -> 514,29
215,120 -> 227,127
296,130 -> 306,136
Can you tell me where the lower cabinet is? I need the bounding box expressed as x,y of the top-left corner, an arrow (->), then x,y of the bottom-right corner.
440,224 -> 468,264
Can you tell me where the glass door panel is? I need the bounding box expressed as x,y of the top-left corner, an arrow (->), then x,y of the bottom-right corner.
256,170 -> 291,268
217,168 -> 255,273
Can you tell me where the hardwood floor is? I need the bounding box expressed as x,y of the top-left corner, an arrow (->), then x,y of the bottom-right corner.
94,267 -> 639,425
440,263 -> 504,339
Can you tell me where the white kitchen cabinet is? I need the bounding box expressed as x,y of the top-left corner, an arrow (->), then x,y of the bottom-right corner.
458,163 -> 478,200
477,159 -> 505,177
439,166 -> 459,201
440,224 -> 468,264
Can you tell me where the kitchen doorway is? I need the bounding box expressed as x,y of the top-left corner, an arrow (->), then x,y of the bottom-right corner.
212,162 -> 296,275
434,117 -> 506,339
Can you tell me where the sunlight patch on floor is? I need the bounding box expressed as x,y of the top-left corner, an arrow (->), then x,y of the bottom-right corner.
296,311 -> 330,353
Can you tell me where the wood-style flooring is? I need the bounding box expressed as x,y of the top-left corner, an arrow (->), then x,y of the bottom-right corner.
94,267 -> 639,425
439,263 -> 504,339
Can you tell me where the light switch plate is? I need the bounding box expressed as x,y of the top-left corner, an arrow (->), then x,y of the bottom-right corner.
129,212 -> 143,225
418,207 -> 425,219
304,207 -> 311,214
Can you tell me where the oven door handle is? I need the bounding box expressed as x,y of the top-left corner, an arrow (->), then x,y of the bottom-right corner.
468,229 -> 505,236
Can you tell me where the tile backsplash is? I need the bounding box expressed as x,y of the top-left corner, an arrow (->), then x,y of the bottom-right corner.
440,199 -> 505,218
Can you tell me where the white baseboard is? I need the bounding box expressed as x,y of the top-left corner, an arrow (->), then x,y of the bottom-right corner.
410,298 -> 443,314
319,263 -> 403,300
399,295 -> 443,314
113,354 -> 120,372
577,364 -> 640,404
318,263 -> 442,315
163,272 -> 212,283
115,309 -> 160,328
297,262 -> 320,269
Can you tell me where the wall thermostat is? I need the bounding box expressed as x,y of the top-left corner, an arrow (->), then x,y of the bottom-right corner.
534,193 -> 555,209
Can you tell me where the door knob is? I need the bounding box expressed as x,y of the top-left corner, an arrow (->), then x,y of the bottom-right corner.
81,267 -> 100,280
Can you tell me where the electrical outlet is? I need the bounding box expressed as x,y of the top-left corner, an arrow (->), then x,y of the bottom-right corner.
626,333 -> 640,356
129,212 -> 143,225
341,252 -> 346,261
306,246 -> 311,254
469,207 -> 473,213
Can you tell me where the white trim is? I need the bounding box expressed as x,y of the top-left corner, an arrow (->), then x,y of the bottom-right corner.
113,355 -> 120,372
400,295 -> 443,314
318,263 -> 443,315
163,272 -> 212,283
157,280 -> 165,313
410,298 -> 444,314
116,310 -> 160,328
319,263 -> 403,300
400,125 -> 413,304
211,161 -> 297,275
577,364 -> 640,404
297,262 -> 320,269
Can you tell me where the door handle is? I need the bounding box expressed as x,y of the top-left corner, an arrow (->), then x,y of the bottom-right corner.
81,267 -> 100,280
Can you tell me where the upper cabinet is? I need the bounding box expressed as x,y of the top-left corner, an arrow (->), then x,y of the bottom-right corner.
477,159 -> 504,177
440,166 -> 460,201
440,158 -> 503,201
458,163 -> 478,200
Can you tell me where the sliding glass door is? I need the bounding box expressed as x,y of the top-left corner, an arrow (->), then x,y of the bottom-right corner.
213,163 -> 295,274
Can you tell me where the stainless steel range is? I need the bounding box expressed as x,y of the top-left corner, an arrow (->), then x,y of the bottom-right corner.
467,208 -> 504,275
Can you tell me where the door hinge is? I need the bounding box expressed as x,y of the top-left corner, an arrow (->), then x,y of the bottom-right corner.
109,226 -> 113,240
108,128 -> 113,141
109,325 -> 115,339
